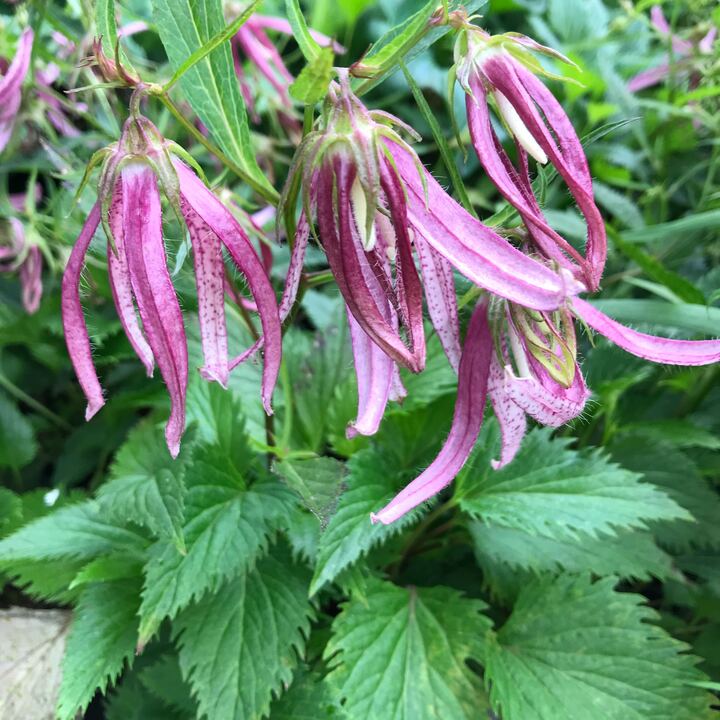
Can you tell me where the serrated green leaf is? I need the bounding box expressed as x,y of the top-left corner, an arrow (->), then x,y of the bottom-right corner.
457,424 -> 688,540
138,448 -> 294,642
153,0 -> 272,195
0,389 -> 37,468
610,436 -> 720,551
485,575 -> 713,720
139,654 -> 196,716
274,456 -> 346,525
0,487 -> 22,536
469,521 -> 673,580
57,578 -> 142,720
0,501 -> 148,563
98,422 -> 187,551
620,420 -> 720,450
175,546 -> 313,720
105,673 -> 183,720
70,554 -> 143,589
290,46 -> 335,104
3,558 -> 87,604
326,579 -> 491,719
269,667 -> 346,719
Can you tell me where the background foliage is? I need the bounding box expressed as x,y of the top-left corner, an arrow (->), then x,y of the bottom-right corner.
1,0 -> 719,718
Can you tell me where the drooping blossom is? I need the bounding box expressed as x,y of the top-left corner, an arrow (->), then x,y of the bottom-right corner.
373,285 -> 720,524
452,15 -> 606,291
63,105 -> 283,456
283,73 -> 572,438
628,5 -> 717,93
232,14 -> 344,132
1,189 -> 43,314
0,28 -> 33,153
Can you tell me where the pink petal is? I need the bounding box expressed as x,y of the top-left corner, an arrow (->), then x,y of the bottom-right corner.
106,182 -> 154,377
247,14 -> 345,53
20,244 -> 42,314
386,139 -> 570,310
627,63 -> 671,92
0,28 -> 33,152
180,196 -> 230,387
279,211 -> 309,322
173,159 -> 281,413
650,6 -> 692,54
122,164 -> 188,457
346,307 -> 395,438
371,301 -> 493,525
414,233 -> 461,373
61,204 -> 105,421
699,28 -> 717,55
573,297 -> 720,366
488,353 -> 527,469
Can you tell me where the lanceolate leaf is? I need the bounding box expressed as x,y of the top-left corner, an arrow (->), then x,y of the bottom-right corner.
457,424 -> 688,540
57,578 -> 142,720
175,546 -> 313,720
153,0 -> 273,195
325,579 -> 491,719
484,575 -> 712,720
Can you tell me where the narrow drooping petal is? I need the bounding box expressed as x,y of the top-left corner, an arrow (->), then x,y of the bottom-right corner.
414,233 -> 461,372
20,244 -> 42,314
346,308 -> 395,438
488,353 -> 527,469
247,15 -> 345,53
180,196 -> 230,387
573,297 -> 720,366
122,163 -> 188,457
0,28 -> 33,152
106,184 -> 154,377
480,52 -> 607,288
371,301 -> 493,525
650,6 -> 693,54
173,159 -> 281,413
627,63 -> 672,92
386,139 -> 572,310
61,203 -> 105,421
279,211 -> 309,322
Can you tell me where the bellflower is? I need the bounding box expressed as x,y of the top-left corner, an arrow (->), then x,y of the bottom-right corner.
373,284 -> 720,525
63,106 -> 282,456
452,16 -> 606,290
0,28 -> 33,153
284,73 -> 570,437
628,5 -> 717,93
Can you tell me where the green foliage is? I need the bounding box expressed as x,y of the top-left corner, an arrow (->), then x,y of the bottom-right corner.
484,575 -> 713,720
326,579 -> 491,719
0,391 -> 37,469
175,547 -> 313,720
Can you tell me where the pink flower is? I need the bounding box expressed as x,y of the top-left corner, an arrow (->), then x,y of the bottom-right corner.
0,206 -> 43,315
63,110 -> 282,456
453,20 -> 606,290
0,28 -> 33,153
285,74 -> 571,438
628,6 -> 717,93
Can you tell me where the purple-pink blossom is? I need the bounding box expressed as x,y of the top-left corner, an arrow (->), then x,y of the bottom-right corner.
63,110 -> 283,456
0,28 -> 33,153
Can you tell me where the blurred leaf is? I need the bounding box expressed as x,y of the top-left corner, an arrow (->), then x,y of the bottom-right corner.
175,546 -> 312,720
139,654 -> 195,716
326,578 -> 491,719
623,210 -> 720,244
0,390 -> 37,469
485,575 -> 712,720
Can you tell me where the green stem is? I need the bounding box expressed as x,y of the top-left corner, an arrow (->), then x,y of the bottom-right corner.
157,94 -> 279,205
0,372 -> 72,431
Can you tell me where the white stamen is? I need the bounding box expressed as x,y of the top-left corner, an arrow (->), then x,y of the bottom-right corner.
493,90 -> 548,165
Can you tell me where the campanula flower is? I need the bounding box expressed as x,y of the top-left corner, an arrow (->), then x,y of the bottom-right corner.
452,15 -> 607,290
63,104 -> 282,456
0,28 -> 33,153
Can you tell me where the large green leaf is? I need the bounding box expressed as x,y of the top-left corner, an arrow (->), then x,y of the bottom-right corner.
484,575 -> 712,720
138,447 -> 294,642
57,578 -> 142,720
457,424 -> 687,540
269,668 -> 346,719
325,579 -> 491,719
153,0 -> 272,194
98,421 -> 187,552
0,390 -> 37,469
175,547 -> 313,720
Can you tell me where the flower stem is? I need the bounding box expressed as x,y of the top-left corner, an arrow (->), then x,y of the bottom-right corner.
0,371 -> 72,431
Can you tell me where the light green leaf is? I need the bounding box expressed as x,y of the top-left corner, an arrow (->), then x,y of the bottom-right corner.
138,448 -> 294,642
0,390 -> 37,469
98,422 -> 187,552
623,209 -> 720,244
457,424 -> 689,540
285,0 -> 324,61
95,0 -> 119,57
57,578 -> 142,720
274,456 -> 346,525
153,0 -> 272,195
289,46 -> 335,104
0,501 -> 148,563
485,575 -> 713,720
469,521 -> 673,580
175,546 -> 313,720
325,579 -> 491,719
